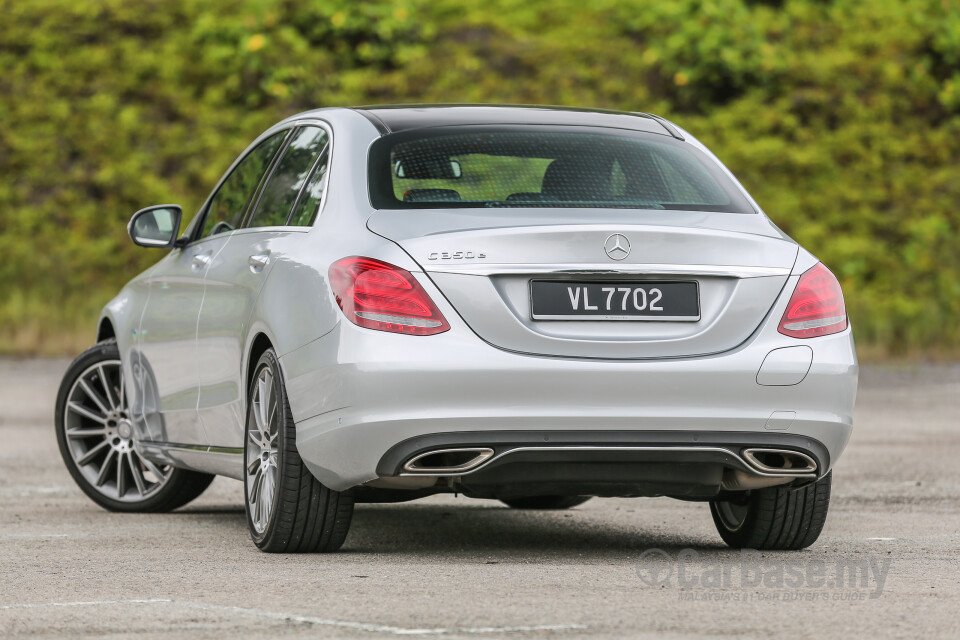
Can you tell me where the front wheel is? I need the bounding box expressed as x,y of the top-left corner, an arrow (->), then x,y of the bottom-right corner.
709,472 -> 832,550
500,496 -> 592,510
55,340 -> 214,512
244,348 -> 354,553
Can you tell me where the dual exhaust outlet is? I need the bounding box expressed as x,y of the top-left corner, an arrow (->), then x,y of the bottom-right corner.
740,448 -> 817,475
402,448 -> 495,474
401,445 -> 817,477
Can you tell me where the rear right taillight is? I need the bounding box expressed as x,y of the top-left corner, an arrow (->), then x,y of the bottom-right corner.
328,257 -> 450,336
778,262 -> 848,338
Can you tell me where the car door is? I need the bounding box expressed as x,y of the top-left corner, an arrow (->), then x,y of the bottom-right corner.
133,244 -> 217,445
196,124 -> 331,448
135,129 -> 288,446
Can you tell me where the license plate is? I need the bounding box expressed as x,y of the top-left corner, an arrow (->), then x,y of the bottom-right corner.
530,280 -> 700,321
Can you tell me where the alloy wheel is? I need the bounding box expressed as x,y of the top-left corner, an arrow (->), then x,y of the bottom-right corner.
246,366 -> 280,535
62,360 -> 172,501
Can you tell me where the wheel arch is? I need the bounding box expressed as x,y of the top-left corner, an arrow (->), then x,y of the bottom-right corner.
246,332 -> 275,399
96,317 -> 117,343
97,286 -> 144,364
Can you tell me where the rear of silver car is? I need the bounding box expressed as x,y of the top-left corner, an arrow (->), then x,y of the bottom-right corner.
289,245 -> 856,497
284,110 -> 857,549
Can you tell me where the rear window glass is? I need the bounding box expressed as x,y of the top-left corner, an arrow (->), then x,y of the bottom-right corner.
368,127 -> 753,213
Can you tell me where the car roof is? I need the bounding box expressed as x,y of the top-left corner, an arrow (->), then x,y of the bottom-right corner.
351,104 -> 684,139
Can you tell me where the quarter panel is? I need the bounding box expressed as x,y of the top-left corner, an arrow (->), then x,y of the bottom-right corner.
251,223 -> 421,357
260,231 -> 431,425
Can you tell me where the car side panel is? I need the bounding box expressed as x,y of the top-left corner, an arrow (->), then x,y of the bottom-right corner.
196,228 -> 306,448
133,245 -> 220,445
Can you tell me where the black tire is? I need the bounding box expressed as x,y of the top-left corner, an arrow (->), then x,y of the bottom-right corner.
55,340 -> 215,513
709,472 -> 832,550
500,495 -> 592,510
244,348 -> 354,553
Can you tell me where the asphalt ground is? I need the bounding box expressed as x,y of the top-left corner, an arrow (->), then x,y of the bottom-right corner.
1,358 -> 959,639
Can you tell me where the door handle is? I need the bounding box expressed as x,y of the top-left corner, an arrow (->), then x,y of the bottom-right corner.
248,253 -> 270,272
191,252 -> 212,270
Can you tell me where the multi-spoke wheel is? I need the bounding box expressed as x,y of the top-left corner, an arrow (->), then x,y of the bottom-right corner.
243,348 -> 354,553
246,366 -> 279,536
55,340 -> 214,512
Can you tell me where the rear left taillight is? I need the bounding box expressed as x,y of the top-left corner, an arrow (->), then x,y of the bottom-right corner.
778,262 -> 848,339
328,257 -> 450,336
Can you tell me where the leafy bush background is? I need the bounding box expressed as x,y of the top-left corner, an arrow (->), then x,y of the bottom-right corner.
1,0 -> 958,356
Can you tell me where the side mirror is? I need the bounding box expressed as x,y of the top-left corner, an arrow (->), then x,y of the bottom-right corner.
128,205 -> 182,248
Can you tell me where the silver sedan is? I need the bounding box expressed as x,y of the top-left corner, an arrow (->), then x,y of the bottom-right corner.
55,105 -> 858,552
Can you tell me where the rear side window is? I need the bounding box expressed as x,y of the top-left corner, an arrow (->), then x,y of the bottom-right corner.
247,126 -> 329,228
200,131 -> 287,239
289,146 -> 330,227
368,127 -> 753,213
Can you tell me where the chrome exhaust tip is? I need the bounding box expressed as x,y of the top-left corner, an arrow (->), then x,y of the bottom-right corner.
402,448 -> 494,474
741,448 -> 818,475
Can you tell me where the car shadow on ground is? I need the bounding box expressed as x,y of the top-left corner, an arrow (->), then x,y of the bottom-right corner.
345,502 -> 727,555
176,500 -> 731,556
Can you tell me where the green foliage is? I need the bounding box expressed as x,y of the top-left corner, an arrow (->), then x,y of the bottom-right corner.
1,0 -> 958,355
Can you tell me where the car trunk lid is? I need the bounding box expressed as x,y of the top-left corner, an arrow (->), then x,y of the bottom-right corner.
367,208 -> 798,358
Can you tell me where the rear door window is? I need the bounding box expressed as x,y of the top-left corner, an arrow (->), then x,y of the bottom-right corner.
200,131 -> 287,239
289,146 -> 331,227
247,126 -> 329,228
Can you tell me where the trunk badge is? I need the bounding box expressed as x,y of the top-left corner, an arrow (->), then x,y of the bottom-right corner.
604,234 -> 631,260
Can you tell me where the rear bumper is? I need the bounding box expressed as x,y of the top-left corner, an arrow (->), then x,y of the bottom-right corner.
281,315 -> 857,492
377,430 -> 830,476
376,430 -> 828,500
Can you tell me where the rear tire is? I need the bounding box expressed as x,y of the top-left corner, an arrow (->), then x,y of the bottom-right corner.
55,340 -> 214,513
500,495 -> 592,510
709,472 -> 832,550
244,348 -> 354,553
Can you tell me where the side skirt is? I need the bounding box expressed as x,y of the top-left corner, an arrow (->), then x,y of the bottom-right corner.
136,440 -> 244,479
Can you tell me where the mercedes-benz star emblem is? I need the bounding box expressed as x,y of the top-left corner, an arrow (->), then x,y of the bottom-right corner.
604,233 -> 631,261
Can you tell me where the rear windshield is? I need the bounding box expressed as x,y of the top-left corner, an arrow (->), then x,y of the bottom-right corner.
368,126 -> 753,213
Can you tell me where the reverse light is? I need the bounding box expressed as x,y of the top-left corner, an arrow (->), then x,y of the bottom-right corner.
778,263 -> 848,339
328,257 -> 450,336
